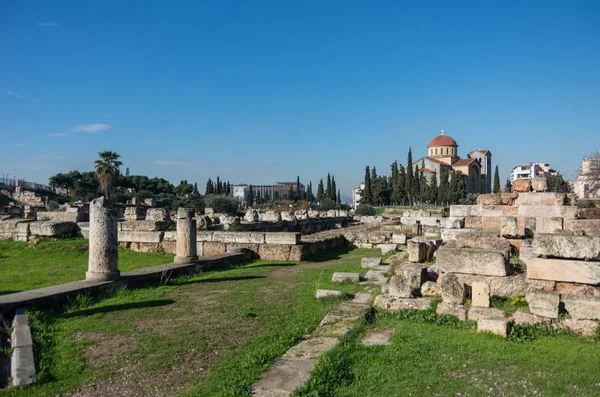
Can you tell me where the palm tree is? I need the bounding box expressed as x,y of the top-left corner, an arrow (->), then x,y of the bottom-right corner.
94,151 -> 122,199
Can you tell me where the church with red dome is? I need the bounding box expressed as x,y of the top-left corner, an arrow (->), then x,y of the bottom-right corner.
412,131 -> 492,194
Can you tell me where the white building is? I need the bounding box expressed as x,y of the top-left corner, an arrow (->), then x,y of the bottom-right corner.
573,153 -> 600,199
352,183 -> 365,209
510,162 -> 556,182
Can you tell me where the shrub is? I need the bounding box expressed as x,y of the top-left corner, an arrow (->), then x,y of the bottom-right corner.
355,204 -> 376,216
47,200 -> 60,211
204,194 -> 239,214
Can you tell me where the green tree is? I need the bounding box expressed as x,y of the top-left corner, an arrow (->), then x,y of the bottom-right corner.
390,160 -> 401,205
398,165 -> 406,205
306,181 -> 313,203
317,179 -> 325,202
438,167 -> 449,203
325,173 -> 332,200
125,167 -> 130,177
450,171 -> 467,203
371,166 -> 379,204
493,165 -> 501,193
205,178 -> 214,195
430,171 -> 438,204
296,176 -> 301,200
94,151 -> 122,199
337,189 -> 341,205
413,165 -> 420,203
406,148 -> 414,204
547,173 -> 571,193
362,166 -> 372,204
505,178 -> 512,192
331,176 -> 337,201
246,185 -> 254,206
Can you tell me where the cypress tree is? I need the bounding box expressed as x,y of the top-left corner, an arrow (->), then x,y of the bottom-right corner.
505,178 -> 512,192
390,161 -> 400,205
398,165 -> 406,205
192,182 -> 199,196
362,166 -> 372,204
216,177 -> 222,194
438,168 -> 449,203
296,176 -> 301,201
493,165 -> 501,193
413,165 -> 421,203
331,176 -> 337,201
306,182 -> 313,202
430,172 -> 438,204
125,167 -> 130,177
317,179 -> 325,202
337,189 -> 341,205
246,185 -> 254,206
406,148 -> 413,204
325,173 -> 332,200
287,185 -> 295,201
205,178 -> 214,195
371,166 -> 379,205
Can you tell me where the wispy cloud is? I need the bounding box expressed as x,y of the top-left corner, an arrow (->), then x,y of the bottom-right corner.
7,90 -> 24,99
48,133 -> 68,137
36,22 -> 60,27
71,123 -> 111,133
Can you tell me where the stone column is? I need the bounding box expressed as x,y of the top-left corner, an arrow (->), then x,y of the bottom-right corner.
175,208 -> 198,264
86,197 -> 120,281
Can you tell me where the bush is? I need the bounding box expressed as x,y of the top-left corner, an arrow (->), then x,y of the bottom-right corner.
318,197 -> 339,211
204,194 -> 239,214
355,204 -> 376,216
47,200 -> 60,211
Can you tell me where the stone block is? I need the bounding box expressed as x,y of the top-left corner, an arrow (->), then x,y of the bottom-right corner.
441,228 -> 478,242
118,230 -> 163,243
501,217 -> 520,238
392,232 -> 407,244
120,220 -> 168,231
316,290 -> 343,299
260,210 -> 282,223
258,244 -> 292,261
202,242 -> 227,256
332,272 -> 360,283
526,257 -> 600,285
472,281 -> 490,307
439,273 -> 465,305
289,245 -> 309,261
524,217 -> 536,238
379,244 -> 397,255
449,205 -> 483,217
29,221 -> 76,237
562,298 -> 600,320
11,346 -> 36,387
511,311 -> 550,325
364,269 -> 389,284
531,177 -> 548,192
512,179 -> 532,193
562,319 -> 598,336
395,264 -> 427,291
436,302 -> 467,321
477,318 -> 511,337
420,281 -> 439,297
373,295 -> 432,311
532,234 -> 600,260
518,205 -> 562,218
477,193 -> 519,206
564,219 -> 600,236
407,240 -> 427,263
455,233 -> 511,253
435,247 -> 509,276
36,211 -> 79,222
124,206 -> 146,220
196,231 -> 213,242
145,207 -> 169,221
465,217 -> 483,229
388,275 -> 412,298
525,291 -> 560,318
481,217 -> 501,233
361,257 -> 382,268
468,307 -> 505,321
265,232 -> 300,245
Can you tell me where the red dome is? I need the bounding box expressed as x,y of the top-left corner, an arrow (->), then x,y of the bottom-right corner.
428,134 -> 458,148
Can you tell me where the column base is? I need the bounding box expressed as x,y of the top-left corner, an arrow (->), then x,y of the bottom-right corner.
174,256 -> 198,264
86,270 -> 121,282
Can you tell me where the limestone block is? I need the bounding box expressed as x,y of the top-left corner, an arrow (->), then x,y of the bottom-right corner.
244,209 -> 259,223
449,205 -> 483,217
29,221 -> 76,237
365,231 -> 392,244
455,233 -> 511,253
36,211 -> 79,222
379,244 -> 397,255
514,192 -> 564,206
203,242 -> 227,256
524,217 -> 536,238
265,233 -> 300,245
196,231 -> 214,242
373,295 -> 432,311
145,208 -> 169,221
395,264 -> 427,291
337,210 -> 348,217
420,281 -> 439,297
211,232 -> 237,243
315,290 -> 343,299
472,281 -> 490,307
481,217 -> 502,233
439,273 -> 465,305
445,217 -> 466,229
562,298 -> 600,320
465,217 -> 483,229
118,231 -> 163,243
532,234 -> 600,260
120,220 -> 167,231
555,282 -> 600,299
360,216 -> 384,224
258,244 -> 291,261
388,275 -> 412,298
435,247 -> 509,276
518,205 -> 562,218
361,257 -> 382,268
501,217 -> 520,238
477,318 -> 511,337
467,307 -> 505,321
531,177 -> 548,192
526,257 -> 600,285
436,302 -> 467,321
281,211 -> 297,222
124,206 -> 145,220
511,311 -> 550,325
477,193 -> 519,206
512,179 -> 532,193
562,319 -> 598,336
525,291 -> 560,318
260,210 -> 282,223
564,219 -> 600,236
332,272 -> 360,283
441,228 -> 478,242
364,269 -> 389,284
392,232 -> 407,244
289,245 -> 309,261
407,240 -> 427,263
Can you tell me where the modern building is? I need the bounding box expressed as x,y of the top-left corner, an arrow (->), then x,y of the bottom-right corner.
412,131 -> 492,194
510,162 -> 557,182
573,153 -> 600,199
232,182 -> 305,201
352,182 -> 365,209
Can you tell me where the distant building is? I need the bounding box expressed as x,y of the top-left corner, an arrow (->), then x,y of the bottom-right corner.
573,153 -> 600,199
510,162 -> 557,182
232,182 -> 305,201
412,131 -> 492,194
352,182 -> 365,209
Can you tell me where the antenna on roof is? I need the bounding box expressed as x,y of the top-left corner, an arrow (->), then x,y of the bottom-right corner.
441,129 -> 444,135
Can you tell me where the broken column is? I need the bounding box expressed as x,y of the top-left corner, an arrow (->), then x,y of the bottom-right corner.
175,208 -> 198,264
86,197 -> 120,281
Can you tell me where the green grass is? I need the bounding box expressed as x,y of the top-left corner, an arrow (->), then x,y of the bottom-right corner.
0,239 -> 174,294
4,248 -> 379,396
295,309 -> 600,397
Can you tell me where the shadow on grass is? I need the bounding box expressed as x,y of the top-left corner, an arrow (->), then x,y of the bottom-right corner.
172,275 -> 266,286
63,299 -> 176,318
246,262 -> 298,269
307,246 -> 352,263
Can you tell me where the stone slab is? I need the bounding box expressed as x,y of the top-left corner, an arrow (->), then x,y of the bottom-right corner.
118,230 -> 163,243
373,295 -> 432,311
283,337 -> 338,360
361,257 -> 382,268
532,234 -> 600,260
392,233 -> 407,244
562,298 -> 600,320
435,247 -> 509,276
526,257 -> 600,285
562,319 -> 598,336
511,311 -> 550,325
436,302 -> 467,321
332,272 -> 360,283
316,301 -> 372,336
264,233 -> 301,245
477,318 -> 511,337
379,243 -> 397,255
361,327 -> 395,346
472,281 -> 490,307
525,291 -> 559,318
11,346 -> 36,387
315,290 -> 343,299
11,325 -> 33,348
467,307 -> 505,321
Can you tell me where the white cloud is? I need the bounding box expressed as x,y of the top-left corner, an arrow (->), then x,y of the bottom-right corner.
36,22 -> 60,27
7,90 -> 24,99
71,123 -> 111,133
48,133 -> 68,137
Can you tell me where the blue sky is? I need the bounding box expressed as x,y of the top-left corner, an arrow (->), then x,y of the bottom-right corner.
1,1 -> 599,198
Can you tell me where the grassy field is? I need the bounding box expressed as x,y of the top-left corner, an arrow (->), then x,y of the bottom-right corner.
295,308 -> 600,397
0,239 -> 174,295
5,248 -> 378,396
